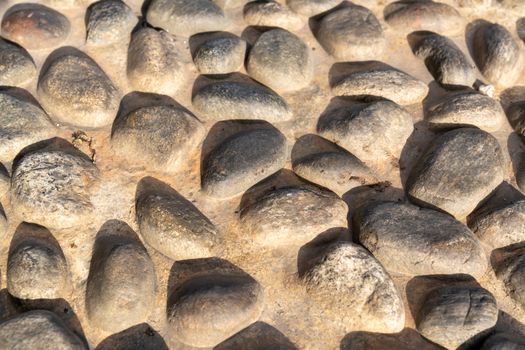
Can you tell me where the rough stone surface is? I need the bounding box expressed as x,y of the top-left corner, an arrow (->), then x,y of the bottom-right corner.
243,1 -> 303,31
167,258 -> 264,347
481,333 -> 525,350
286,0 -> 341,16
95,324 -> 169,350
0,38 -> 36,86
493,243 -> 525,310
215,322 -> 299,350
193,34 -> 246,74
507,100 -> 525,136
341,329 -> 443,350
135,177 -> 218,260
416,286 -> 498,349
407,128 -> 504,219
354,201 -> 488,277
86,0 -> 137,46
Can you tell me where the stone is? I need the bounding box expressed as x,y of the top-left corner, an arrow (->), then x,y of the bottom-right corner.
127,27 -> 186,96
243,1 -> 303,31
213,0 -> 247,9
38,47 -> 121,128
300,241 -> 405,333
135,177 -> 218,260
0,204 -> 7,239
146,0 -> 227,37
317,99 -> 413,169
11,138 -> 100,230
286,0 -> 341,16
472,22 -> 524,88
492,243 -> 525,310
1,3 -> 71,50
507,101 -> 525,136
111,93 -> 205,172
425,91 -> 505,132
95,324 -> 169,350
247,28 -> 313,92
354,202 -> 488,277
7,222 -> 69,300
86,220 -> 157,333
215,322 -> 298,350
86,0 -> 138,46
0,38 -> 36,86
481,333 -> 525,350
0,88 -> 56,162
407,128 -> 504,219
192,34 -> 246,74
240,184 -> 348,247
0,310 -> 87,349
192,80 -> 292,122
384,0 -> 465,36
341,328 -> 443,350
0,164 -> 8,196
409,31 -> 476,88
167,258 -> 264,347
416,285 -> 498,349
314,4 -> 385,61
202,127 -> 287,198
330,61 -> 429,105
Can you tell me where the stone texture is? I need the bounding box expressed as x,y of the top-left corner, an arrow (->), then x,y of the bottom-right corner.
354,201 -> 488,277
95,324 -> 169,350
330,61 -> 429,105
193,34 -> 246,74
409,31 -> 476,88
11,138 -> 100,230
300,241 -> 405,333
0,163 -> 9,196
341,329 -> 443,350
213,0 -> 248,9
416,285 -> 498,349
86,0 -> 138,46
286,0 -> 341,16
215,322 -> 298,350
407,128 -> 504,219
492,243 -> 525,310
0,38 -> 36,86
481,333 -> 525,350
243,1 -> 303,31
167,258 -> 264,347
135,177 -> 218,260
38,48 -> 121,128
146,0 -> 227,37
1,3 -> 71,50
507,101 -> 525,136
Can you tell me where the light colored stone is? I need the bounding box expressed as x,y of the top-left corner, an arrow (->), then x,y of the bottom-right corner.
193,34 -> 246,74
86,0 -> 138,46
0,38 -> 36,86
243,1 -> 303,31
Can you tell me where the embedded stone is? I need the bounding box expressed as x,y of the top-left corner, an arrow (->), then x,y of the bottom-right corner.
243,1 -> 303,31
286,0 -> 341,16
341,329 -> 443,350
215,322 -> 298,350
193,34 -> 246,74
492,243 -> 525,310
481,333 -> 525,350
0,38 -> 36,86
86,0 -> 138,46
95,324 -> 169,350
507,100 -> 525,136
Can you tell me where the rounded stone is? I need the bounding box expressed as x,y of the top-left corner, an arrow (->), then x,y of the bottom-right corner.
247,28 -> 313,92
341,329 -> 443,350
86,0 -> 138,46
481,333 -> 525,350
243,1 -> 303,31
193,34 -> 246,75
0,38 -> 36,86
493,243 -> 525,309
95,324 -> 169,350
215,322 -> 299,350
38,48 -> 121,128
286,0 -> 341,16
1,3 -> 71,50
507,100 -> 525,136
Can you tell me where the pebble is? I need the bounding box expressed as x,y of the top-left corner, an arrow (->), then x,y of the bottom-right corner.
425,90 -> 505,132
135,177 -> 218,260
95,324 -> 169,350
1,3 -> 71,50
192,79 -> 292,122
86,221 -> 157,333
0,310 -> 87,349
313,4 -> 385,61
301,241 -> 405,333
146,0 -> 227,37
330,61 -> 429,105
507,100 -> 525,136
384,0 -> 465,36
492,243 -> 525,310
247,28 -> 313,92
215,322 -> 298,350
354,201 -> 488,277
243,1 -> 303,31
192,33 -> 246,74
481,333 -> 525,350
127,27 -> 186,96
38,47 -> 121,128
202,127 -> 287,198
85,0 -> 138,46
341,329 -> 442,350
409,31 -> 476,88
472,22 -> 524,88
0,88 -> 55,162
286,0 -> 341,16
11,138 -> 100,230
407,128 -> 504,219
416,285 -> 498,349
167,258 -> 264,347
317,99 -> 413,169
0,38 -> 36,86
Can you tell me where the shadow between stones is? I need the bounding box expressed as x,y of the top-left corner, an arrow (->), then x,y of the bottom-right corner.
464,19 -> 491,67
214,321 -> 299,350
95,323 -> 168,350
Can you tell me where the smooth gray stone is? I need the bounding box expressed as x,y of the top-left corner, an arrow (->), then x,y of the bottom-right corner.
86,0 -> 137,46
0,38 -> 36,86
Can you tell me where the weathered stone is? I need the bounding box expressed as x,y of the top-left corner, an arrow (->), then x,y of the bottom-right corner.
193,34 -> 246,74
86,0 -> 138,46
127,27 -> 186,96
314,4 -> 385,61
0,38 -> 36,86
300,241 -> 405,333
243,1 -> 303,31
7,222 -> 69,300
481,333 -> 525,350
354,202 -> 488,277
472,22 -> 524,88
416,286 -> 498,349
38,48 -> 121,128
330,61 -> 429,105
146,0 -> 227,37
167,258 -> 264,347
1,3 -> 71,50
135,177 -> 218,260
384,0 -> 465,36
247,28 -> 313,92
492,243 -> 525,310
507,100 -> 525,136
409,31 -> 476,88
95,324 -> 169,350
407,128 -> 504,219
11,138 -> 99,230
286,0 -> 341,16
202,127 -> 287,198
341,328 -> 443,350
215,322 -> 298,350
